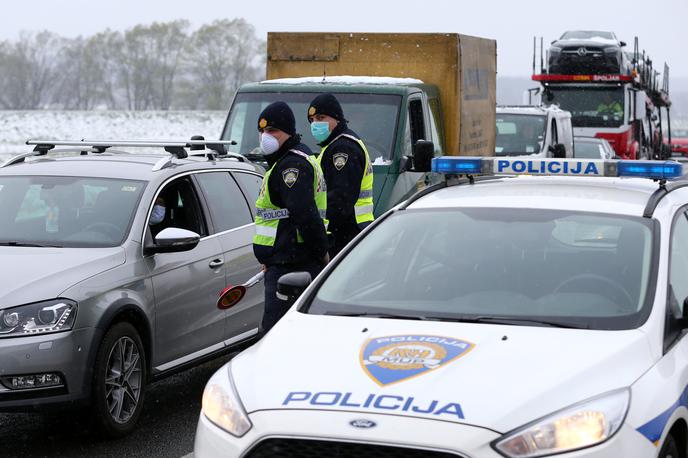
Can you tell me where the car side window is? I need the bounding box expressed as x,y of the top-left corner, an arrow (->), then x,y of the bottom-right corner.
151,176 -> 208,238
195,172 -> 252,233
408,98 -> 426,144
233,172 -> 262,218
670,211 -> 688,314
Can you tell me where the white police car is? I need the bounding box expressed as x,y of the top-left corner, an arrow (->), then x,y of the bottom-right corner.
195,156 -> 688,457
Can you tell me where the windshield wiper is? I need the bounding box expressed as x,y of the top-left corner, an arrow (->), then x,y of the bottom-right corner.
439,315 -> 588,329
323,311 -> 427,321
0,241 -> 64,248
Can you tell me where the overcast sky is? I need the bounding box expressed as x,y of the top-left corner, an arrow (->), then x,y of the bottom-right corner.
4,0 -> 686,77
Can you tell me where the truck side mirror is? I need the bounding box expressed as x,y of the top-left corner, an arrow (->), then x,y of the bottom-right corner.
276,272 -> 312,302
549,143 -> 566,158
412,140 -> 434,172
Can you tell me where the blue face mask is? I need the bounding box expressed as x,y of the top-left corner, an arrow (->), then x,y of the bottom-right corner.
149,205 -> 165,225
310,121 -> 331,143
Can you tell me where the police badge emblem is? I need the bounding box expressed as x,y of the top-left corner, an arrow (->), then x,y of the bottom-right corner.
360,335 -> 474,386
333,152 -> 348,171
282,168 -> 299,188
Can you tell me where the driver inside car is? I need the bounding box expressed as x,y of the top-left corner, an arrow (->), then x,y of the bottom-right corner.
148,196 -> 167,236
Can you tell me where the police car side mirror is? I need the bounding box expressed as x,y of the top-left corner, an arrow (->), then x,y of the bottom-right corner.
412,140 -> 434,172
276,272 -> 312,302
549,143 -> 566,158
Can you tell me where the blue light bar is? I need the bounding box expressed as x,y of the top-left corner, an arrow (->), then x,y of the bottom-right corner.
617,161 -> 683,180
431,157 -> 483,174
430,156 -> 685,181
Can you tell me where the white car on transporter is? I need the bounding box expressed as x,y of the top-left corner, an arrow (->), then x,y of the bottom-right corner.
195,156 -> 688,458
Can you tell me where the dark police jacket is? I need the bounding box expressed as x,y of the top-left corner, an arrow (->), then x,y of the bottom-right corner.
253,135 -> 328,267
317,123 -> 367,241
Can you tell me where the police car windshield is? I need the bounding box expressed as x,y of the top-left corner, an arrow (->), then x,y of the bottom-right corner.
222,92 -> 401,161
545,87 -> 624,128
0,176 -> 146,248
309,208 -> 656,330
495,114 -> 546,156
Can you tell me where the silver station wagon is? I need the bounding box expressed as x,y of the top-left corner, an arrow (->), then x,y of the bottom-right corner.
0,140 -> 264,437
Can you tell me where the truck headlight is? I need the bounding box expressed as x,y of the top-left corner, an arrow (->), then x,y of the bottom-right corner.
201,363 -> 252,437
0,299 -> 77,338
493,388 -> 629,457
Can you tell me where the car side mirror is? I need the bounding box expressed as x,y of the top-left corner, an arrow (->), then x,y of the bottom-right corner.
619,41 -> 626,47
276,272 -> 312,302
549,143 -> 566,158
412,140 -> 434,172
149,227 -> 200,254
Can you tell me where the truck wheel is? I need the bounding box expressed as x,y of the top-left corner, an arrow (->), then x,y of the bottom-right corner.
91,322 -> 147,438
659,434 -> 679,458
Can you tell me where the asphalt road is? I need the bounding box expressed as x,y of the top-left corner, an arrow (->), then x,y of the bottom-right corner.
0,354 -> 233,458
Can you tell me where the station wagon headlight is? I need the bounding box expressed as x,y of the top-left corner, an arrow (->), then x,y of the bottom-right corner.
202,364 -> 251,437
493,388 -> 629,457
0,300 -> 77,338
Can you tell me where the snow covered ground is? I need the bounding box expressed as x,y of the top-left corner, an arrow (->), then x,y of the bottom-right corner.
0,110 -> 227,161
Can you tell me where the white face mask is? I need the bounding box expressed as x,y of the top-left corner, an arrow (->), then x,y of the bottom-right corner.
260,132 -> 280,155
149,205 -> 165,225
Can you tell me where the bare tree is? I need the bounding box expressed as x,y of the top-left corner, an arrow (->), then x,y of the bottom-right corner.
0,19 -> 265,110
116,20 -> 189,110
181,19 -> 264,110
0,31 -> 61,109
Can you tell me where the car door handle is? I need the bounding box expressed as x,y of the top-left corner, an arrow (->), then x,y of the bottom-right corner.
209,259 -> 224,269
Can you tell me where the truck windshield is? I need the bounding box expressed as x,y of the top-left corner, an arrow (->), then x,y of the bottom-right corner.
222,92 -> 402,161
545,87 -> 624,128
495,114 -> 546,156
307,208 -> 655,331
0,176 -> 146,248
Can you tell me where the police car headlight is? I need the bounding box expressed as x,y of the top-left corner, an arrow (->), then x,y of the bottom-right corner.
493,388 -> 629,457
201,364 -> 252,437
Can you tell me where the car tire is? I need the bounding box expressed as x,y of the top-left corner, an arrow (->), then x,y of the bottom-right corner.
659,433 -> 679,458
91,322 -> 147,438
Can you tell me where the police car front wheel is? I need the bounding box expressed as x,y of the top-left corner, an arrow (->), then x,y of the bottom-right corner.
659,434 -> 679,458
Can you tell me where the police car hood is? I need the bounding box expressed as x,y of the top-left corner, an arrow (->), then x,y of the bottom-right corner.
232,312 -> 653,432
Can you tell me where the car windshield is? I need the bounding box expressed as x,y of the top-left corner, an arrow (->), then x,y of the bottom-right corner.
221,91 -> 402,161
574,140 -> 605,158
673,129 -> 688,138
308,208 -> 655,330
560,31 -> 615,41
0,176 -> 146,248
495,114 -> 546,156
546,87 -> 624,128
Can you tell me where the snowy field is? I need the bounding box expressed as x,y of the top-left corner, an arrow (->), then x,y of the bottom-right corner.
0,110 -> 227,162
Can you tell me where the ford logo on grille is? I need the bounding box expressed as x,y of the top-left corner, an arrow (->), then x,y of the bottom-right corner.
350,419 -> 377,429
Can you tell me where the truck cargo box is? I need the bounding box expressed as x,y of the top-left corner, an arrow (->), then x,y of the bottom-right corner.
267,32 -> 496,156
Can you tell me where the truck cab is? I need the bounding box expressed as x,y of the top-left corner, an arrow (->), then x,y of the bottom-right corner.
220,77 -> 444,217
220,32 -> 496,217
495,105 -> 573,158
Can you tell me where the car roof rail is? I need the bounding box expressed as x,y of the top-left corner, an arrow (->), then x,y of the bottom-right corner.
2,138 -> 243,170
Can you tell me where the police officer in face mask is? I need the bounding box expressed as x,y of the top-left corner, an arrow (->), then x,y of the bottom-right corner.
253,101 -> 329,334
308,94 -> 374,258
